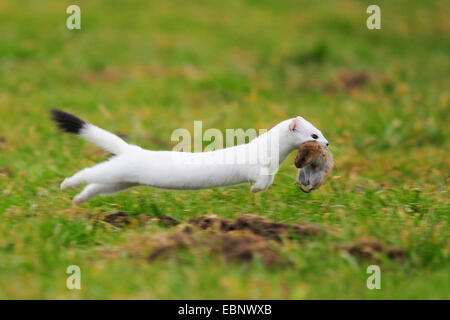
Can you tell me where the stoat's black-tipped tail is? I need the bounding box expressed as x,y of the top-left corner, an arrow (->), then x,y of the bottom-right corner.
51,109 -> 86,134
50,109 -> 131,155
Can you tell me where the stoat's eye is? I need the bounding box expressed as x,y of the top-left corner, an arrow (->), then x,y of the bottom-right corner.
311,134 -> 319,139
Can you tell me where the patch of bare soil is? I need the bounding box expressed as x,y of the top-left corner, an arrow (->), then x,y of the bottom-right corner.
145,230 -> 284,266
154,215 -> 180,227
0,167 -> 12,177
104,211 -> 130,226
189,214 -> 324,241
99,213 -> 406,266
337,71 -> 370,91
321,71 -> 371,93
338,240 -> 406,262
102,212 -> 180,228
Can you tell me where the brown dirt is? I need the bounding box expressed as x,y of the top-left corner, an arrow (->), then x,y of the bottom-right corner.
338,72 -> 370,91
154,215 -> 180,227
338,240 -> 406,262
103,211 -> 130,226
0,167 -> 12,177
99,213 -> 406,266
144,229 -> 283,266
189,214 -> 324,242
321,71 -> 371,93
102,212 -> 181,228
216,233 -> 283,266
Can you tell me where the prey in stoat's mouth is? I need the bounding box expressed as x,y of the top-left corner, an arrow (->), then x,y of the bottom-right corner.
294,141 -> 334,193
51,110 -> 328,205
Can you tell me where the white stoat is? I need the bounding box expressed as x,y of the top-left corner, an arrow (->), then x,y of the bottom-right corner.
51,110 -> 328,204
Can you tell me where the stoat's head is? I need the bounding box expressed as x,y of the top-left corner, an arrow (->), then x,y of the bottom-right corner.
287,116 -> 328,148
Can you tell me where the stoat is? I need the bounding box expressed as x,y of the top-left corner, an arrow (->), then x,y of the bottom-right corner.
51,110 -> 329,204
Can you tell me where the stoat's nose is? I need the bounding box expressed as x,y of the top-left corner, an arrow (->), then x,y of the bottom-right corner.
326,142 -> 329,147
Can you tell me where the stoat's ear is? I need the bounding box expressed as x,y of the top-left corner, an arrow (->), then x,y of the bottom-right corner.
289,118 -> 298,131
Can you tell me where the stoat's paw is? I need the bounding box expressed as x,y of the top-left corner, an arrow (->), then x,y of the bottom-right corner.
251,184 -> 266,193
60,178 -> 73,190
72,194 -> 86,206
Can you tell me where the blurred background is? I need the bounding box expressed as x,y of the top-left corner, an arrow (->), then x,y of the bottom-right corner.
0,0 -> 448,299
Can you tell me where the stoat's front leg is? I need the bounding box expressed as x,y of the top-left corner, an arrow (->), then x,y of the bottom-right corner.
250,174 -> 275,193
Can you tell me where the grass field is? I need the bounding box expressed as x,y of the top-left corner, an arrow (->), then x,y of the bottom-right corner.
0,0 -> 448,299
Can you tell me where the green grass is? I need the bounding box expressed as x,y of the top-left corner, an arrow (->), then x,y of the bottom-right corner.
0,0 -> 448,299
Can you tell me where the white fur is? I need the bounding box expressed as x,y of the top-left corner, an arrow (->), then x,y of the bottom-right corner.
79,124 -> 135,155
60,116 -> 328,204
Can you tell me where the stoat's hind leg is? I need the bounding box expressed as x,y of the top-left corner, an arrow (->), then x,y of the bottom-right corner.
72,182 -> 137,205
60,157 -> 132,190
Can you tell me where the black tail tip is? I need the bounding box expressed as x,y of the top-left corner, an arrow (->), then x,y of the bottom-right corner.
51,109 -> 86,134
